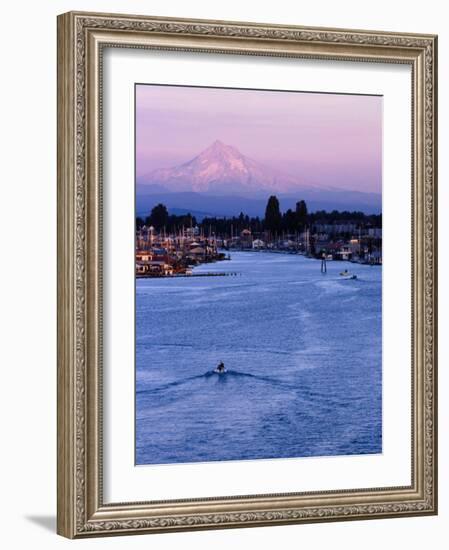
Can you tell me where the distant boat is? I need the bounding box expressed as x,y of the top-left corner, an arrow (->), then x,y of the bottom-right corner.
339,270 -> 357,280
213,362 -> 227,374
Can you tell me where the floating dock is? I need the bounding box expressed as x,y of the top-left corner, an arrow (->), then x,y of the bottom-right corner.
137,271 -> 239,279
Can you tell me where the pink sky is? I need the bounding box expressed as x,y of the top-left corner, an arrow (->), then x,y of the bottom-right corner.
136,84 -> 382,193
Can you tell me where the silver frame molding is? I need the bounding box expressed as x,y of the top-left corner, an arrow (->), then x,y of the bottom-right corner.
57,11 -> 438,538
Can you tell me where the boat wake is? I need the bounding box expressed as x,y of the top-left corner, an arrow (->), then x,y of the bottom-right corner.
137,369 -> 304,396
136,368 -> 359,424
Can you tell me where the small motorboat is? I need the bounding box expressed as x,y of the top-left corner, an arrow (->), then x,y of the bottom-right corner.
339,270 -> 357,280
213,362 -> 227,374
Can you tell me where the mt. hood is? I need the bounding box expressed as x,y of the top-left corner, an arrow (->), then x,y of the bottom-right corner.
139,140 -> 305,195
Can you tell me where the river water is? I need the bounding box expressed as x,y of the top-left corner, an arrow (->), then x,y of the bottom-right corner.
136,251 -> 382,465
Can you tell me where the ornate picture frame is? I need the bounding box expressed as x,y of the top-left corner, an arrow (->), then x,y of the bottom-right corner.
57,11 -> 437,538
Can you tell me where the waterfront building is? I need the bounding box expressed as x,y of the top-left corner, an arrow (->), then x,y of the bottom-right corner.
240,229 -> 253,248
252,239 -> 265,249
136,251 -> 152,262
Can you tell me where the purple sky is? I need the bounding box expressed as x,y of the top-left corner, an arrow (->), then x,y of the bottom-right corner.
136,84 -> 382,193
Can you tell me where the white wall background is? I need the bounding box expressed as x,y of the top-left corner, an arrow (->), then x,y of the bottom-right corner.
0,1 -> 446,548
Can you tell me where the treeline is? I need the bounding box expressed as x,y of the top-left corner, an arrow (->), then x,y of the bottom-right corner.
201,213 -> 264,235
199,197 -> 309,235
136,204 -> 197,233
308,210 -> 382,226
137,196 -> 381,235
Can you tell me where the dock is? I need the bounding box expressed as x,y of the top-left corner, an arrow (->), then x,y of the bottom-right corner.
137,271 -> 239,279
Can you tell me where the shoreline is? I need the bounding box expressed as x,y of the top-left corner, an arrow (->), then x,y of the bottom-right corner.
136,249 -> 381,280
223,247 -> 382,266
137,271 -> 239,279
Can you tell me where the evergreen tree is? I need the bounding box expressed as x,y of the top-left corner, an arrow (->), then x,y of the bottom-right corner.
264,195 -> 282,234
295,200 -> 308,232
148,203 -> 169,229
282,209 -> 296,233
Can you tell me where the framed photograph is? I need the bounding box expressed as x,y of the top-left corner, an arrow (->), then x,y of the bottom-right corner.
57,11 -> 438,538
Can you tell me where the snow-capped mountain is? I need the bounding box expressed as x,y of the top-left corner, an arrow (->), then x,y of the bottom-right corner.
137,140 -> 382,215
139,140 -> 303,194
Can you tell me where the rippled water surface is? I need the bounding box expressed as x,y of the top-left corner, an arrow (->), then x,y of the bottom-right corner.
136,252 -> 382,465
